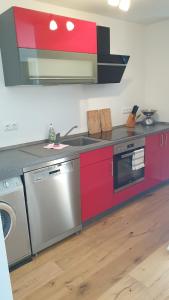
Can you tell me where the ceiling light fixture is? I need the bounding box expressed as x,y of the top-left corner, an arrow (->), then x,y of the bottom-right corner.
107,0 -> 120,7
119,0 -> 131,12
108,0 -> 131,12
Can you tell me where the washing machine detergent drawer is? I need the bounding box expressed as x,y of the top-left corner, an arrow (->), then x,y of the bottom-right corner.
0,177 -> 31,267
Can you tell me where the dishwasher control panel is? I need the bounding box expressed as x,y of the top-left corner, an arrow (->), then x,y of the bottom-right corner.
32,161 -> 73,182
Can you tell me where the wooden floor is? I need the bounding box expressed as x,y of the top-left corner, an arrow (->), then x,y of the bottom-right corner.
11,185 -> 169,300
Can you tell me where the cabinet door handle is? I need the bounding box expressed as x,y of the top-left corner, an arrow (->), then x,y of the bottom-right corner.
165,134 -> 168,146
111,161 -> 114,177
160,134 -> 164,147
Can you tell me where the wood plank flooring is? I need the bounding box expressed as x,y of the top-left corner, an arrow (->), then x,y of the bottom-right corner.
11,185 -> 169,300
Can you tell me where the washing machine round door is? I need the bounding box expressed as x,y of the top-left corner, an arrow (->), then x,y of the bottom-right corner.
0,203 -> 16,240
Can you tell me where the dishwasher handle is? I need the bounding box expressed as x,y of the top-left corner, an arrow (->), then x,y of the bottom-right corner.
48,161 -> 73,175
49,169 -> 61,175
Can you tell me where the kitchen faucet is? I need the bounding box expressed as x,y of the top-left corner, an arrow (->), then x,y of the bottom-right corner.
64,125 -> 78,137
55,125 -> 78,144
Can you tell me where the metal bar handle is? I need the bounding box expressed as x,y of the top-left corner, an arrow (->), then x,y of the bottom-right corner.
111,161 -> 113,177
160,134 -> 164,147
121,152 -> 134,159
29,77 -> 96,80
49,169 -> 60,175
98,63 -> 127,67
165,133 -> 168,146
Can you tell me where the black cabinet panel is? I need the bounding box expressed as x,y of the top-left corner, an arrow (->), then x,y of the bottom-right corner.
96,25 -> 130,84
98,65 -> 126,84
98,54 -> 130,64
97,26 -> 110,55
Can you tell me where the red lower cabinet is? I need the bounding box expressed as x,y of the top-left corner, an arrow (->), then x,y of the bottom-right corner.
145,134 -> 162,187
81,131 -> 169,223
113,180 -> 148,207
161,131 -> 169,180
145,131 -> 169,186
80,147 -> 113,222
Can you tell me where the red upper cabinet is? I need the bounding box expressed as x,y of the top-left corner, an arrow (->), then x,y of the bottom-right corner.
0,6 -> 97,85
13,7 -> 97,53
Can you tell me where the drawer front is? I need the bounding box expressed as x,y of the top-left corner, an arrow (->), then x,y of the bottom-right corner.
80,146 -> 113,167
14,7 -> 97,54
81,158 -> 113,222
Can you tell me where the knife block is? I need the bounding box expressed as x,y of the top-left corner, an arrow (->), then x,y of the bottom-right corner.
126,113 -> 136,128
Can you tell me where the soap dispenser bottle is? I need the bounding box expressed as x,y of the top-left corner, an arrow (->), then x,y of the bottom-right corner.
48,123 -> 56,143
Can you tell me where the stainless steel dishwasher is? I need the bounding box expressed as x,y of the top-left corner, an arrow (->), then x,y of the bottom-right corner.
23,155 -> 81,254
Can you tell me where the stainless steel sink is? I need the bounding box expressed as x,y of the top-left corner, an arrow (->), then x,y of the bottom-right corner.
62,136 -> 100,146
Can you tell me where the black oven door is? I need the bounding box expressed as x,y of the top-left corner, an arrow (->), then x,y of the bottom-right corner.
114,147 -> 144,190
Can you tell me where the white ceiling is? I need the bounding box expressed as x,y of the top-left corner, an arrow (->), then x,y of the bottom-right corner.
37,0 -> 169,24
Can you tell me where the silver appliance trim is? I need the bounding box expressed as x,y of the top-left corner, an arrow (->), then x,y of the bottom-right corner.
121,152 -> 134,159
98,63 -> 127,67
0,202 -> 16,240
29,77 -> 97,80
35,225 -> 82,253
114,177 -> 145,192
23,154 -> 79,172
114,137 -> 145,155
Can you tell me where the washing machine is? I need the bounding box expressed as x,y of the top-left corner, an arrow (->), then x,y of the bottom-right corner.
0,177 -> 31,268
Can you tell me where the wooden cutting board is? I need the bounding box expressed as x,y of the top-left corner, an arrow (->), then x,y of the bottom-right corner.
100,108 -> 112,132
87,110 -> 101,134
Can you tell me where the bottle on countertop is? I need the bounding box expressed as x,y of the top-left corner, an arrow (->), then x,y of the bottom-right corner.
48,123 -> 56,143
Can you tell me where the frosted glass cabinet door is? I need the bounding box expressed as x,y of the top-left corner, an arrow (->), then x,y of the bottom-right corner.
0,217 -> 13,300
28,58 -> 94,79
19,49 -> 97,85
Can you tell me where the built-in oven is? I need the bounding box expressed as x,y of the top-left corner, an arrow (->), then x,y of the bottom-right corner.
113,137 -> 145,191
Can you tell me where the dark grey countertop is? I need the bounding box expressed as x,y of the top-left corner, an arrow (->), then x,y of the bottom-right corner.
0,122 -> 169,181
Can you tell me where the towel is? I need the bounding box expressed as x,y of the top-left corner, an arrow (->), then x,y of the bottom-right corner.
132,148 -> 144,170
44,143 -> 69,150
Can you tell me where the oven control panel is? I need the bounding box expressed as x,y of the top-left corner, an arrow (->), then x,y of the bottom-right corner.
114,137 -> 145,155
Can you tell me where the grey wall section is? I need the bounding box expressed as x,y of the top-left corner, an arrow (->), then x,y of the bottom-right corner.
0,8 -> 22,86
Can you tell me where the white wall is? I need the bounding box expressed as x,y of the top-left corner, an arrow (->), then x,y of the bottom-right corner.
0,217 -> 13,300
0,0 -> 146,147
145,19 -> 169,121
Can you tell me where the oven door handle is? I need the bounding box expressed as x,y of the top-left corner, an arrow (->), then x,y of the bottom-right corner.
121,152 -> 134,159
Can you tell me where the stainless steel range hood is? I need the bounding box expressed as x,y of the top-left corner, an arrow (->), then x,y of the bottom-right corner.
97,26 -> 130,84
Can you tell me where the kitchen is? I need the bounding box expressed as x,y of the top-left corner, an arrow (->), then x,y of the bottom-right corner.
1,0 -> 169,299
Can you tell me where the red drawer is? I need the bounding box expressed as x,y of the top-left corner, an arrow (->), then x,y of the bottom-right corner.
14,7 -> 97,54
80,146 -> 113,167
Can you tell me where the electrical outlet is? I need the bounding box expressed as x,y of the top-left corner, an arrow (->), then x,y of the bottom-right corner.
11,123 -> 18,130
122,107 -> 131,114
4,122 -> 18,131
